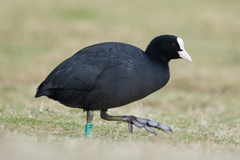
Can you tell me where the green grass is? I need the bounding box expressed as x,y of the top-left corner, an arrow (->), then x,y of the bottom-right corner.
0,0 -> 240,159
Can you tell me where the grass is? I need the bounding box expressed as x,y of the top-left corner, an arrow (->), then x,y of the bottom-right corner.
0,0 -> 240,159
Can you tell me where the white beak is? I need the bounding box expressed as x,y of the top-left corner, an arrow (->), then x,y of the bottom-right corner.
177,37 -> 192,63
178,49 -> 192,63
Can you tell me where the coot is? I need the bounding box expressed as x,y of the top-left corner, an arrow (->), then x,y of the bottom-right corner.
35,34 -> 192,136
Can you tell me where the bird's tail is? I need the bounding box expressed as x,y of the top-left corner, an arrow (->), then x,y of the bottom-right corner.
35,89 -> 52,98
35,89 -> 44,98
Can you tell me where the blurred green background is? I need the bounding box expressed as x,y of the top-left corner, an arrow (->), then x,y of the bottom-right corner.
0,0 -> 239,159
1,0 -> 239,93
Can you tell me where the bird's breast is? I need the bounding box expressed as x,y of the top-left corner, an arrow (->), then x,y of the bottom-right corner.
85,58 -> 170,110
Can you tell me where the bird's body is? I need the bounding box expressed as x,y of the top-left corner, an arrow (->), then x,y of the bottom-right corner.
36,42 -> 170,110
35,35 -> 192,136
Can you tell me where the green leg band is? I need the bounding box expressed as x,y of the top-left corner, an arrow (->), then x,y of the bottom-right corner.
84,123 -> 93,138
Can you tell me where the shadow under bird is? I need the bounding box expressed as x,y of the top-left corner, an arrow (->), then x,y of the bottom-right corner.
35,34 -> 192,137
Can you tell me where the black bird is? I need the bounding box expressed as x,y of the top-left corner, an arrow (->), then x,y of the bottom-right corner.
35,35 -> 192,136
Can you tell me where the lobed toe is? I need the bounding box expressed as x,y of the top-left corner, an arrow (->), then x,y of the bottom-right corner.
133,119 -> 144,128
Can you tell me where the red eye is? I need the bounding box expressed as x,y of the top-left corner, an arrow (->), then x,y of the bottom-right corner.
172,43 -> 176,47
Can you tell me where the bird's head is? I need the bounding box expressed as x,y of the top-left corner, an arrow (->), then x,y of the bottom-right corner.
146,35 -> 192,63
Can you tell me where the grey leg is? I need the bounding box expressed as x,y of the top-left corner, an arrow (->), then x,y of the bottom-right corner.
84,110 -> 94,138
86,110 -> 94,124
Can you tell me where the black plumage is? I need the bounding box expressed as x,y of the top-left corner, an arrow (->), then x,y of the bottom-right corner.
35,34 -> 192,136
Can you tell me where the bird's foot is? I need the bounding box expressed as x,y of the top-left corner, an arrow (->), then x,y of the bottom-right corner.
127,116 -> 173,136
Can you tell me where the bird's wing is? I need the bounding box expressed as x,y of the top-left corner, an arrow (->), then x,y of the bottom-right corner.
37,56 -> 104,92
37,42 -> 144,92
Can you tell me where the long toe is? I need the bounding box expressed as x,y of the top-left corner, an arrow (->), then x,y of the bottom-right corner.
156,124 -> 173,133
144,125 -> 157,136
132,119 -> 145,128
127,116 -> 173,136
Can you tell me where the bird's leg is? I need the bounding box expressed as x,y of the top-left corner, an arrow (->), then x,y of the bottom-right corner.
84,110 -> 94,138
86,110 -> 94,124
100,110 -> 172,136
